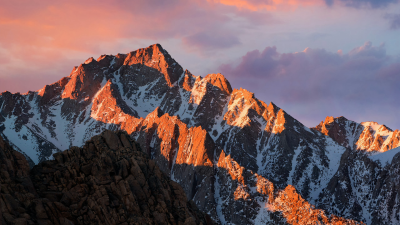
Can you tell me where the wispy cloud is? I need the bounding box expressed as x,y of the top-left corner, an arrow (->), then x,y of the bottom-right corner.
333,0 -> 399,8
183,31 -> 241,50
212,0 -> 399,10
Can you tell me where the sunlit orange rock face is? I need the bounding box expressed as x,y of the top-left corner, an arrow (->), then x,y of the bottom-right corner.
123,44 -> 181,87
176,72 -> 234,133
217,87 -> 305,178
182,70 -> 196,92
114,106 -> 357,224
355,122 -> 400,152
222,87 -> 288,131
218,150 -> 246,184
273,185 -> 362,225
274,185 -> 329,225
37,77 -> 70,103
314,116 -> 358,148
272,109 -> 287,134
62,59 -> 105,100
224,88 -> 267,128
91,81 -> 135,123
89,100 -> 215,171
314,116 -> 400,152
217,150 -> 275,202
89,80 -> 145,135
382,129 -> 400,151
204,73 -> 233,95
133,107 -> 214,169
60,43 -> 182,104
175,126 -> 214,167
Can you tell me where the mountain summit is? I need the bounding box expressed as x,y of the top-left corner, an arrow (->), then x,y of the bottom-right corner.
313,116 -> 400,152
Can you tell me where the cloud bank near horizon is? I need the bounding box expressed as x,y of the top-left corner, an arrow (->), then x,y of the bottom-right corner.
220,42 -> 400,128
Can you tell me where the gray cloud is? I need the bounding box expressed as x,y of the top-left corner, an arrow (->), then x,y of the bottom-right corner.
220,42 -> 400,129
326,0 -> 399,8
385,13 -> 400,29
182,30 -> 241,50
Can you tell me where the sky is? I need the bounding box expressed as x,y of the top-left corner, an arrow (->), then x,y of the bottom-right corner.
0,0 -> 399,129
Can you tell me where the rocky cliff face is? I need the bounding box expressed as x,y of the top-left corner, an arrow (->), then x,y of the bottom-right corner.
214,150 -> 362,225
313,116 -> 400,153
0,130 -> 213,225
0,43 -> 390,224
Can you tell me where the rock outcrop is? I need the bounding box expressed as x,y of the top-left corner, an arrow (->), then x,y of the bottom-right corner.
313,116 -> 400,153
0,131 -> 213,225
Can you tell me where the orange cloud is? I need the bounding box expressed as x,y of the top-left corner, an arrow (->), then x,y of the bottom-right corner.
0,0 -> 233,56
0,3 -> 132,53
209,0 -> 323,11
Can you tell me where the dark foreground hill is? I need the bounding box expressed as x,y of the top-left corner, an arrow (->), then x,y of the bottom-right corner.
0,130 -> 213,225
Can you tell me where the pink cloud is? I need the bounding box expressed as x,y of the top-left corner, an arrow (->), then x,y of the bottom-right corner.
0,0 -> 399,95
209,0 -> 323,11
332,0 -> 399,8
212,0 -> 399,10
0,0 -> 243,93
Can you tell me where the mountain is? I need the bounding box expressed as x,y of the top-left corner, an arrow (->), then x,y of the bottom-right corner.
0,130 -> 213,224
0,44 -> 347,199
0,43 -> 390,224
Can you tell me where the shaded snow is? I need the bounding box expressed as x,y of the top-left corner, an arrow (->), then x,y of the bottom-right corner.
287,145 -> 304,186
369,147 -> 400,166
214,172 -> 227,224
344,119 -> 361,148
122,77 -> 165,118
2,116 -> 41,163
310,137 -> 346,202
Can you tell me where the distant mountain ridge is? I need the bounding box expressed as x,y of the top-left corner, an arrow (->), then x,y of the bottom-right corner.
1,43 -> 398,224
313,116 -> 400,152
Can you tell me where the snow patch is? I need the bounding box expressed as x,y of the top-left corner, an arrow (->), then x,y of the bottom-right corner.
214,172 -> 227,225
369,147 -> 400,166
